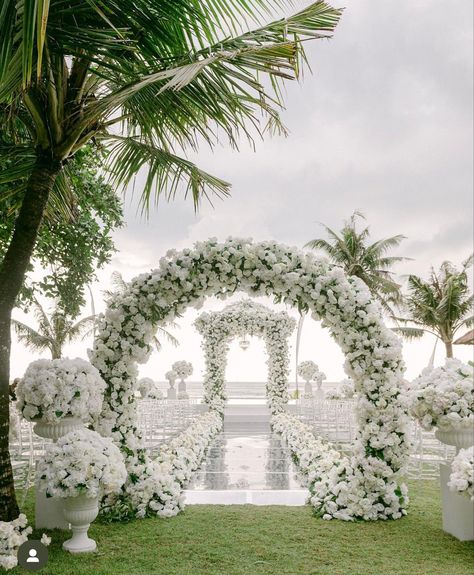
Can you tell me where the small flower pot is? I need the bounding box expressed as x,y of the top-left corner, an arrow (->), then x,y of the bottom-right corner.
62,494 -> 99,553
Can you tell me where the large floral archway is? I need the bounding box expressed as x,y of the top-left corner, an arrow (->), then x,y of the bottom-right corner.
194,300 -> 296,413
90,237 -> 410,521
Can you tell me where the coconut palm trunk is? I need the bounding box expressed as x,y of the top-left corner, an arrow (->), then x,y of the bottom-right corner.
0,157 -> 60,519
444,340 -> 453,358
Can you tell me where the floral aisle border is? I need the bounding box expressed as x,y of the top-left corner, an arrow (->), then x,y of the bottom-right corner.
101,411 -> 223,520
194,300 -> 296,413
272,412 -> 409,520
91,237 -> 409,520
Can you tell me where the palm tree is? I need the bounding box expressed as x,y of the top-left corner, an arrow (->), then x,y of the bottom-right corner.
305,211 -> 409,314
0,1 -> 342,519
393,256 -> 474,359
12,299 -> 96,359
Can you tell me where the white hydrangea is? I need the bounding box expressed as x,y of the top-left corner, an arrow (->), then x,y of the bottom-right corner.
326,379 -> 356,400
0,515 -> 50,571
137,378 -> 163,400
165,370 -> 178,382
194,300 -> 296,414
409,359 -> 474,431
448,447 -> 474,500
37,428 -> 127,499
102,411 -> 222,520
16,358 -> 106,424
172,361 -> 193,380
89,237 -> 408,521
272,412 -> 409,520
297,361 -> 321,382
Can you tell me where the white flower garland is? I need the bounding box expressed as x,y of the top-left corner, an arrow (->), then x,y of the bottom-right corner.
0,515 -> 50,571
448,447 -> 474,500
101,411 -> 223,520
272,412 -> 409,520
194,300 -> 296,413
409,359 -> 474,431
16,358 -> 105,424
37,428 -> 127,499
90,237 -> 409,520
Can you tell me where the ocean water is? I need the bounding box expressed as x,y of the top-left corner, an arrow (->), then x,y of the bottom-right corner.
158,381 -> 339,399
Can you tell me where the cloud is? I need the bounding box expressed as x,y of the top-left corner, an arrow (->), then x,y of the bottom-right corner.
10,0 -> 473,380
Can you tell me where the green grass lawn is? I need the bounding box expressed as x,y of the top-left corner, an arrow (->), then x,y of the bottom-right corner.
12,481 -> 474,575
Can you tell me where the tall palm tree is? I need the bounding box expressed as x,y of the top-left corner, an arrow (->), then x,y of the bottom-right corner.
393,256 -> 474,359
0,1 -> 342,519
305,211 -> 409,314
12,299 -> 96,359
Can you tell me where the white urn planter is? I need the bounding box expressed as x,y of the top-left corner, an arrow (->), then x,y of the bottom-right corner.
178,379 -> 189,400
435,425 -> 474,541
33,416 -> 83,441
62,494 -> 99,553
167,379 -> 177,400
435,427 -> 474,453
314,379 -> 325,399
34,417 -> 83,530
303,380 -> 313,397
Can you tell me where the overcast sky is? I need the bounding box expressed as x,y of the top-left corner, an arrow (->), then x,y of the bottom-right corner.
11,0 -> 474,385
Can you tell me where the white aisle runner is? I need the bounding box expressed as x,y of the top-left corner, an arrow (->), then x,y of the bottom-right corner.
185,404 -> 308,505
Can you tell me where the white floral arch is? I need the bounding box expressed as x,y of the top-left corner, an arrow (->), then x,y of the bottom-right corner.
90,237 -> 410,520
194,300 -> 296,413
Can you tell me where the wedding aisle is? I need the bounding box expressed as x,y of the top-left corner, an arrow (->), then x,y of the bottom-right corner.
185,405 -> 307,505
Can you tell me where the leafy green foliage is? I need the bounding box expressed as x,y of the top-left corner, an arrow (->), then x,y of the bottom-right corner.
0,1 -> 342,211
393,256 -> 474,357
0,147 -> 123,317
305,211 -> 409,315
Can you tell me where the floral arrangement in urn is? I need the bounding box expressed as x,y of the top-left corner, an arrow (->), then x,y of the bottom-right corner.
409,360 -> 474,432
297,361 -> 320,382
448,447 -> 474,500
137,378 -> 163,400
165,370 -> 178,383
16,358 -> 106,424
38,428 -> 127,499
172,361 -> 193,380
297,361 -> 326,396
0,514 -> 50,570
172,361 -> 193,399
38,428 -> 126,553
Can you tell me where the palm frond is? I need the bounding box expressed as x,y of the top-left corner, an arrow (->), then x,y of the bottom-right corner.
105,136 -> 230,212
391,326 -> 426,340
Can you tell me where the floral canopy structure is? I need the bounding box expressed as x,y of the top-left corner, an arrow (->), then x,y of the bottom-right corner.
194,300 -> 296,413
91,237 -> 409,521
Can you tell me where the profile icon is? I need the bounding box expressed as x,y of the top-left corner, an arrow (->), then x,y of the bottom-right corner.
17,540 -> 48,571
27,548 -> 40,563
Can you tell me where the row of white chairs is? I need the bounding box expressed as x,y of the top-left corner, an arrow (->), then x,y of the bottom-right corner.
295,397 -> 456,479
9,398 -> 204,496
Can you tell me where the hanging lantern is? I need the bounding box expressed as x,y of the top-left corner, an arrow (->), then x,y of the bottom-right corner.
239,337 -> 250,351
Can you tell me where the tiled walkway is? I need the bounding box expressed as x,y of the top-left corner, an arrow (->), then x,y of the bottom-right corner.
185,405 -> 307,505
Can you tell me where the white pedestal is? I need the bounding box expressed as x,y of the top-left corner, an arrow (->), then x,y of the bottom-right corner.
440,463 -> 474,541
35,488 -> 68,530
